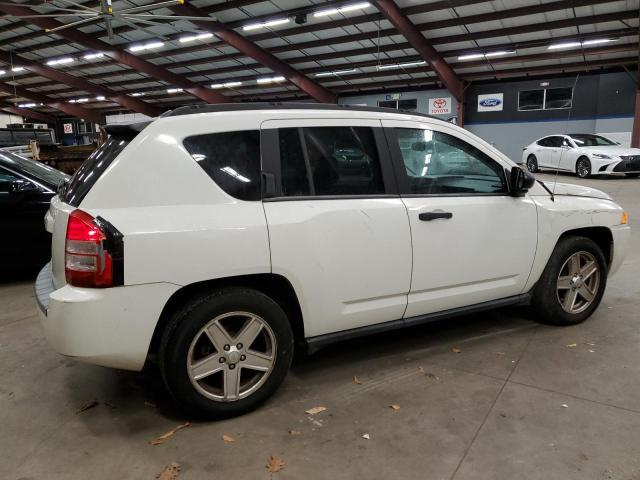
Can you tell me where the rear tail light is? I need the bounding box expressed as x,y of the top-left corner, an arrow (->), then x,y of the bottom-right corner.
65,210 -> 123,288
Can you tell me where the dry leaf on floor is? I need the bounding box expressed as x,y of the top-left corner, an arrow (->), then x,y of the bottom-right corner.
362,433 -> 370,440
77,400 -> 99,413
222,434 -> 235,443
451,347 -> 461,353
305,406 -> 327,415
417,366 -> 425,373
389,404 -> 400,411
495,351 -> 505,356
266,455 -> 285,473
588,349 -> 595,353
156,462 -> 180,480
148,422 -> 192,446
566,344 -> 577,348
353,376 -> 362,385
561,404 -> 569,408
288,430 -> 301,436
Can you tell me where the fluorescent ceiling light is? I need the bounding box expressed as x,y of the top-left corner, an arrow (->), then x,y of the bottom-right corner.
129,41 -> 164,52
458,50 -> 515,60
76,98 -> 89,103
68,99 -> 76,103
84,52 -> 104,60
315,68 -> 358,77
95,96 -> 106,101
242,18 -> 290,31
167,88 -> 183,93
582,38 -> 616,46
547,41 -> 582,50
46,57 -> 74,66
179,32 -> 214,43
314,2 -> 371,17
0,70 -> 5,75
11,67 -> 25,72
257,75 -> 286,84
131,92 -> 145,97
18,103 -> 36,108
211,81 -> 243,89
377,60 -> 426,70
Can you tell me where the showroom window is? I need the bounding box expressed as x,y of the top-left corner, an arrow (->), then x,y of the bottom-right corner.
394,128 -> 507,195
277,126 -> 385,196
518,87 -> 573,111
183,130 -> 261,201
378,99 -> 418,112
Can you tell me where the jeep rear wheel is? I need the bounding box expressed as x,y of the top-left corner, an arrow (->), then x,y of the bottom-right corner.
531,236 -> 607,326
160,287 -> 294,418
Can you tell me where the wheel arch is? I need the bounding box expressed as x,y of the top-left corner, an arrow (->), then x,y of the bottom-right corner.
557,226 -> 613,267
147,273 -> 306,359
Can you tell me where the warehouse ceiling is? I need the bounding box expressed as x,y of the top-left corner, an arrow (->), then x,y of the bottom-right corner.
0,0 -> 638,121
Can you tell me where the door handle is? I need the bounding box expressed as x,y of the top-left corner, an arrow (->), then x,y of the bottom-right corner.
419,211 -> 453,221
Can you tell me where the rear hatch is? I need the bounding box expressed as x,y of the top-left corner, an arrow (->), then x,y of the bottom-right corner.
46,122 -> 149,288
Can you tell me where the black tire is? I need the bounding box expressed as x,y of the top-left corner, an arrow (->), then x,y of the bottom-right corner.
531,236 -> 607,326
576,156 -> 591,178
160,287 -> 294,419
526,155 -> 538,173
625,173 -> 640,178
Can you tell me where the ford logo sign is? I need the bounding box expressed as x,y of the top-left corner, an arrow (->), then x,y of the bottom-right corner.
479,98 -> 502,107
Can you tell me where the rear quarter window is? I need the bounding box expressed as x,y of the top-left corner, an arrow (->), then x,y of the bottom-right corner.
183,130 -> 261,201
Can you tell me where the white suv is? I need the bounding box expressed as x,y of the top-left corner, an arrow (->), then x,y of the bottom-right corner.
35,104 -> 630,418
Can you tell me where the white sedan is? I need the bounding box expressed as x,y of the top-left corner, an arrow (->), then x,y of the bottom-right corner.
522,134 -> 640,178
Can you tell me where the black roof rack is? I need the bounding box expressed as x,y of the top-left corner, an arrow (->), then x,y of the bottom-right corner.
104,121 -> 152,140
162,102 -> 441,122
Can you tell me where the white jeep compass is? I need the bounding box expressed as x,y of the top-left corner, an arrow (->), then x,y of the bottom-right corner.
35,104 -> 630,418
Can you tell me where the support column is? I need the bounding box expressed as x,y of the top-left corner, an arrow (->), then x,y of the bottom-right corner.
456,96 -> 464,128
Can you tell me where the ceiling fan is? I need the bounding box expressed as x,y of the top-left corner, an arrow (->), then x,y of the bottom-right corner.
1,0 -> 219,40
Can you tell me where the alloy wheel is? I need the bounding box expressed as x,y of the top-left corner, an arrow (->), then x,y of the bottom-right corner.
187,311 -> 276,402
576,158 -> 591,178
556,251 -> 600,314
526,156 -> 537,173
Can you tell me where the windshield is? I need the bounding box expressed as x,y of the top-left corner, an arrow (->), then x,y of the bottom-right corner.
569,134 -> 617,147
0,150 -> 68,188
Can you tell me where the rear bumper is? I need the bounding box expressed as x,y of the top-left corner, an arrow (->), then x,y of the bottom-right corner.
36,264 -> 180,371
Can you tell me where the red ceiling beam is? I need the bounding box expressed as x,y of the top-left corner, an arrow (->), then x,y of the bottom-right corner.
370,0 -> 465,100
0,82 -> 104,124
0,51 -> 160,118
171,2 -> 336,103
0,3 -> 231,105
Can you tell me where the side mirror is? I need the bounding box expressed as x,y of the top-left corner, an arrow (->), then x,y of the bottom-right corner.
510,166 -> 535,197
9,179 -> 39,195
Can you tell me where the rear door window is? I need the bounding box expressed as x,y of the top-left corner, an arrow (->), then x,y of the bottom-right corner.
276,126 -> 385,196
183,130 -> 261,201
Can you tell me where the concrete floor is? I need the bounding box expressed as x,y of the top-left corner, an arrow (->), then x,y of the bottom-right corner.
2,172 -> 639,480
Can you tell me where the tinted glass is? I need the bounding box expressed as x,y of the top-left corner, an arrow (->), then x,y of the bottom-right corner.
395,128 -> 507,195
277,126 -> 385,196
0,167 -> 18,193
569,134 -> 617,146
545,87 -> 573,109
279,128 -> 311,196
0,151 -> 67,188
518,90 -> 544,110
184,130 -> 261,201
63,137 -> 128,206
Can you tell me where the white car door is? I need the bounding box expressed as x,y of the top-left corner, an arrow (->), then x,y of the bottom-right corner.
260,118 -> 412,338
381,119 -> 538,318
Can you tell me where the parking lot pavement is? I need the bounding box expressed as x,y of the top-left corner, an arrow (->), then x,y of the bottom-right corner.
1,173 -> 639,480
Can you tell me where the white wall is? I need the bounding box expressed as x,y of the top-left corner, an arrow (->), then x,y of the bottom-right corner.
0,112 -> 23,128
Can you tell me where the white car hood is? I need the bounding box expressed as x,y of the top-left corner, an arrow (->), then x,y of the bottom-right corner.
550,182 -> 612,200
581,146 -> 640,157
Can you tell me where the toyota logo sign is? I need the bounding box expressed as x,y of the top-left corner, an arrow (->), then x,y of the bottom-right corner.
428,97 -> 452,115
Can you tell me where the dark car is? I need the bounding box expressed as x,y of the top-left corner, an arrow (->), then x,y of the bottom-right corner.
0,150 -> 69,276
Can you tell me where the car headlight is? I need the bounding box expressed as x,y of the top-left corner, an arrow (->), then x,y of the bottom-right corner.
592,153 -> 612,159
